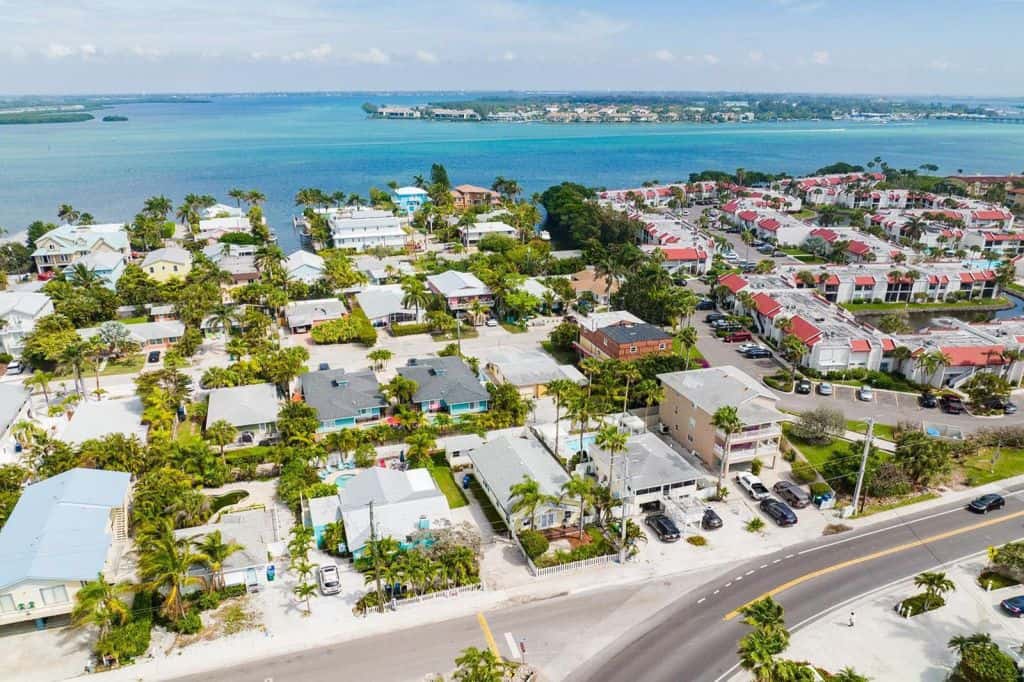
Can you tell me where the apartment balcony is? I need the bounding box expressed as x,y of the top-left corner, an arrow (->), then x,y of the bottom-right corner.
715,425 -> 782,445
0,601 -> 72,626
714,441 -> 781,464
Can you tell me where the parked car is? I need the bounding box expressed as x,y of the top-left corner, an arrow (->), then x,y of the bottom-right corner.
1006,402 -> 1019,415
857,385 -> 874,402
5,362 -> 22,376
918,392 -> 938,408
318,362 -> 330,371
147,350 -> 161,363
705,313 -> 727,323
940,395 -> 965,414
817,382 -> 834,396
773,250 -> 787,257
702,508 -> 723,530
317,564 -> 341,595
724,330 -> 753,343
645,514 -> 681,542
744,347 -> 772,359
773,481 -> 811,509
968,493 -> 1005,514
795,378 -> 812,394
737,342 -> 763,354
760,498 -> 798,526
696,299 -> 716,311
983,397 -> 1018,414
485,318 -> 498,327
736,472 -> 771,500
1001,595 -> 1024,617
757,244 -> 774,254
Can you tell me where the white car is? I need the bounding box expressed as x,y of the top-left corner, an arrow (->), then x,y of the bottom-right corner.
736,342 -> 761,354
317,564 -> 341,596
736,472 -> 771,501
857,385 -> 874,402
485,318 -> 498,327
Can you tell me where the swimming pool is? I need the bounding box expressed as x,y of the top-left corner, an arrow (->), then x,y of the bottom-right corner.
564,433 -> 597,453
335,474 -> 357,490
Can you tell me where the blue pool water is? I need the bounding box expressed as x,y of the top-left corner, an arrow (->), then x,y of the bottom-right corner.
565,433 -> 597,453
335,474 -> 356,490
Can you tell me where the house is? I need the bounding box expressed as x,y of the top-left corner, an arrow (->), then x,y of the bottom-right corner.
0,468 -> 130,626
140,247 -> 193,282
77,321 -> 185,351
468,434 -> 577,532
353,255 -> 415,285
284,298 -> 346,334
305,467 -> 452,557
430,108 -> 482,121
451,184 -> 501,211
573,311 -> 672,361
658,366 -> 787,473
397,357 -> 490,416
570,267 -> 618,305
206,383 -> 279,443
478,347 -> 586,398
64,251 -> 126,288
219,254 -> 260,284
32,223 -> 131,274
283,250 -> 325,284
0,292 -> 54,355
62,397 -> 147,446
201,203 -> 244,220
586,432 -> 702,510
329,208 -> 407,251
392,186 -> 430,215
459,221 -> 517,246
438,433 -> 485,469
173,508 -> 278,590
355,284 -> 424,328
202,243 -> 257,263
0,384 -> 31,464
300,368 -> 387,432
426,270 -> 494,314
197,216 -> 253,242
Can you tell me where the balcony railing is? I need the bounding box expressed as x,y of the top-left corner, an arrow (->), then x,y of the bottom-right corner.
0,601 -> 71,625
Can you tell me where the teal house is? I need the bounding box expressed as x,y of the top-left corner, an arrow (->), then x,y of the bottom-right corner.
299,368 -> 387,433
397,357 -> 489,416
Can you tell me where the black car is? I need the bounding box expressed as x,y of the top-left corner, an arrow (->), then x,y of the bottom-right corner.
940,395 -> 965,414
795,379 -> 812,394
744,348 -> 772,359
968,493 -> 1005,514
772,481 -> 811,509
705,313 -> 727,323
760,498 -> 798,526
645,514 -> 681,542
318,362 -> 331,371
918,392 -> 938,408
696,299 -> 716,311
984,397 -> 1018,415
147,350 -> 161,363
702,508 -> 723,530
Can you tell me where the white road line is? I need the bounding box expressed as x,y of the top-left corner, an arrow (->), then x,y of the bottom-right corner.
735,576 -> 743,581
760,564 -> 768,569
785,554 -> 794,559
697,597 -> 706,604
504,632 -> 518,659
724,583 -> 731,588
773,559 -> 781,564
745,570 -> 755,575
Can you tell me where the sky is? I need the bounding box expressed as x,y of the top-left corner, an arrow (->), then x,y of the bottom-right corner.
1,0 -> 1021,96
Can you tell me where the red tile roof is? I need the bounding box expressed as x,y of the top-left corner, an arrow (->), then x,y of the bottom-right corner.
982,232 -> 1020,242
810,228 -> 838,242
847,241 -> 871,256
751,293 -> 782,318
823,274 -> 840,286
974,210 -> 1010,221
737,210 -> 758,222
854,276 -> 875,286
849,339 -> 871,353
788,316 -> 822,346
756,218 -> 780,232
718,273 -> 748,294
881,338 -> 896,352
659,247 -> 706,261
939,345 -> 1005,367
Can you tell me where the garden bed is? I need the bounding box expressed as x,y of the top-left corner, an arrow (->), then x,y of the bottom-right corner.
978,570 -> 1020,590
897,592 -> 945,617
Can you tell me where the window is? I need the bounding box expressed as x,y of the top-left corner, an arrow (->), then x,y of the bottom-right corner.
149,267 -> 155,273
658,343 -> 666,350
0,594 -> 13,613
173,265 -> 178,272
39,585 -> 68,605
629,345 -> 638,353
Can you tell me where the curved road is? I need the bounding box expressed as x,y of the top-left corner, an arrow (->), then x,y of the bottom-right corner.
570,481 -> 1024,682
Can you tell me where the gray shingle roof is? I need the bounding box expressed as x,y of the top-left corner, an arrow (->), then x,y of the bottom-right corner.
300,368 -> 386,422
0,384 -> 29,435
397,357 -> 489,406
599,321 -> 673,345
206,383 -> 280,428
467,434 -> 569,515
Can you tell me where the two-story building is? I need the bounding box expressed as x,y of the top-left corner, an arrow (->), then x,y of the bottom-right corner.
63,252 -> 127,288
573,310 -> 673,361
0,292 -> 54,356
459,221 -> 518,246
300,368 -> 387,433
587,431 -> 702,511
397,357 -> 489,416
451,185 -> 501,211
283,250 -> 325,284
391,186 -> 430,215
329,208 -> 407,251
140,247 -> 193,282
32,224 -> 131,274
426,270 -> 494,315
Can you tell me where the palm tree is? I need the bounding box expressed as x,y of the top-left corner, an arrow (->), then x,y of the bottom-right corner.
947,632 -> 993,656
711,405 -> 743,490
781,334 -> 809,367
204,419 -> 238,461
560,475 -> 595,539
143,195 -> 173,220
676,326 -> 698,370
67,263 -> 103,289
71,573 -> 130,639
739,597 -> 786,632
546,378 -> 578,459
914,571 -> 955,609
400,277 -> 433,320
467,299 -> 489,326
194,531 -> 244,592
509,476 -> 555,531
452,646 -> 513,682
59,339 -> 90,398
228,188 -> 246,209
737,627 -> 790,681
294,581 -> 317,615
915,350 -> 951,385
635,379 -> 663,420
24,371 -> 54,407
137,520 -> 206,621
367,348 -> 394,371
383,375 -> 419,406
617,363 -> 642,414
595,424 -> 628,496
404,431 -> 437,467
831,667 -> 871,682
206,304 -> 237,337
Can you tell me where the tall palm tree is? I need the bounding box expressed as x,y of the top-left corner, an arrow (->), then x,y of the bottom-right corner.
57,203 -> 81,224
137,520 -> 206,621
634,379 -> 663,420
914,571 -> 956,609
24,371 -> 54,407
737,627 -> 790,682
595,424 -> 628,499
143,195 -> 173,220
676,326 -> 698,370
206,304 -> 237,337
546,379 -> 578,458
71,573 -> 130,639
367,348 -> 394,371
618,363 -> 642,414
67,263 -> 103,289
294,581 -> 317,615
228,188 -> 246,209
916,350 -> 951,385
560,475 -> 595,539
509,476 -> 555,531
204,420 -> 238,461
711,405 -> 743,490
400,277 -> 433,320
59,339 -> 90,398
194,531 -> 244,592
947,632 -> 993,656
739,597 -> 786,632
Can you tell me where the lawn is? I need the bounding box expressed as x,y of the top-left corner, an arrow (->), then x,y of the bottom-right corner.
119,315 -> 149,324
671,338 -> 706,364
846,420 -> 896,442
783,429 -> 849,471
860,492 -> 939,517
175,420 -> 199,441
500,322 -> 528,334
840,296 -> 1012,313
432,326 -> 479,341
427,458 -> 468,509
792,209 -> 816,221
56,354 -> 146,380
959,447 -> 1024,487
225,445 -> 276,464
467,476 -> 508,534
541,341 -> 576,365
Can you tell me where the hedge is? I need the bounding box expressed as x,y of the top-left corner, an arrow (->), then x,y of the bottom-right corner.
519,530 -> 549,560
310,309 -> 377,346
391,322 -> 433,337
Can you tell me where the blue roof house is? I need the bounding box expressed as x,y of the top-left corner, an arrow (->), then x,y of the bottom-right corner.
391,186 -> 430,215
0,468 -> 131,627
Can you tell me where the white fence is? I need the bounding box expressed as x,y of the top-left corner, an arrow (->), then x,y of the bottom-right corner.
513,533 -> 617,578
361,582 -> 484,616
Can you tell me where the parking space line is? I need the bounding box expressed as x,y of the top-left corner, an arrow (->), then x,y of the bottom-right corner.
697,597 -> 706,604
745,570 -> 755,575
760,564 -> 769,569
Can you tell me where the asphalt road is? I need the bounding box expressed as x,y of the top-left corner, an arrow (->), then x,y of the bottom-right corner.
571,481 -> 1024,682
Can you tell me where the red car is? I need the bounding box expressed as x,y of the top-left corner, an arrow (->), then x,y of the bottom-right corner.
724,330 -> 752,343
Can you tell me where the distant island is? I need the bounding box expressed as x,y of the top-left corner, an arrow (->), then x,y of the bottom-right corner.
364,93 -> 1004,124
102,115 -> 129,122
0,111 -> 94,125
0,94 -> 209,125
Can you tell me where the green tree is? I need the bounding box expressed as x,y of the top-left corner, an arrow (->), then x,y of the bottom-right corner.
194,530 -> 244,592
137,520 -> 206,621
914,571 -> 955,610
676,325 -> 698,370
509,477 -> 555,531
384,375 -> 419,405
962,372 -> 1012,409
452,646 -> 515,682
546,379 -> 579,459
404,431 -> 437,468
71,573 -> 131,639
948,634 -> 1018,682
711,405 -> 743,489
400,277 -> 433,319
560,474 -> 595,539
204,419 -> 238,462
894,431 -> 952,487
294,581 -> 317,616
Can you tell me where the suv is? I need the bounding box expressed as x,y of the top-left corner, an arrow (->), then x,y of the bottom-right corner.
744,347 -> 772,359
940,395 -> 965,414
760,498 -> 798,526
317,564 -> 341,595
645,514 -> 681,542
696,299 -> 716,311
725,330 -> 753,343
773,481 -> 811,508
702,508 -> 723,530
705,313 -> 727,324
736,472 -> 771,500
795,378 -> 812,394
918,392 -> 938,408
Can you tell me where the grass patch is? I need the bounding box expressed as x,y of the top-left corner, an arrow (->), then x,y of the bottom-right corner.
783,429 -> 847,471
57,354 -> 146,380
119,315 -> 149,324
541,341 -> 576,365
960,447 -> 1024,487
427,457 -> 468,509
846,420 -> 896,441
225,445 -> 275,465
176,420 -> 199,441
210,490 -> 249,513
978,570 -> 1020,590
467,476 -> 508,534
500,322 -> 528,334
792,209 -> 816,220
841,296 -> 1012,313
671,338 -> 706,364
860,492 -> 939,517
432,326 -> 479,341
897,592 -> 946,617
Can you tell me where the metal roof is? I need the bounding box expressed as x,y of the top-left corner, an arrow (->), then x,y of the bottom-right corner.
468,434 -> 569,515
206,383 -> 280,428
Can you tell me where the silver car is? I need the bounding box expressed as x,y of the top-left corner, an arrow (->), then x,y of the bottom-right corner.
317,564 -> 341,596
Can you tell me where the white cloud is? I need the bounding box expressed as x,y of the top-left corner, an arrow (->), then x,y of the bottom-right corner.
703,53 -> 720,65
415,49 -> 439,64
350,47 -> 390,65
43,43 -> 75,59
131,46 -> 164,60
930,58 -> 951,72
811,50 -> 830,65
282,43 -> 333,63
653,49 -> 675,63
499,50 -> 518,62
748,50 -> 764,63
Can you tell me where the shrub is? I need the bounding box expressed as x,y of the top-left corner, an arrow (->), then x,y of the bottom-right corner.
390,322 -> 433,337
548,322 -> 578,352
867,462 -> 911,497
518,530 -> 549,560
169,610 -> 203,634
305,482 -> 338,500
822,523 -> 852,536
745,518 -> 765,533
221,583 -> 247,599
897,592 -> 945,617
951,640 -> 1019,682
686,535 -> 707,547
196,591 -> 222,611
95,618 -> 152,663
309,310 -> 377,346
750,458 -> 763,476
763,372 -> 794,392
809,481 -> 832,497
790,460 -> 818,484
0,352 -> 12,365
978,570 -> 1019,590
781,448 -> 796,463
791,407 -> 845,444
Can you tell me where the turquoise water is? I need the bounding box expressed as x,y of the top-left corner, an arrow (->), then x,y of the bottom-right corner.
3,93 -> 1024,252
335,473 -> 356,490
565,433 -> 598,453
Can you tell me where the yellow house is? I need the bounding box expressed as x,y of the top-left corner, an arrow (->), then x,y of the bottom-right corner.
141,246 -> 193,282
0,468 -> 131,627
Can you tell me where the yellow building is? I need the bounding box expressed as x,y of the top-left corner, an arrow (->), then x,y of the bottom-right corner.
141,246 -> 193,282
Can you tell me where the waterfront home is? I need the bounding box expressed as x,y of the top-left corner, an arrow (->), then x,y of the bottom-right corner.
32,223 -> 131,274
0,384 -> 31,464
141,246 -> 193,282
572,310 -> 672,361
587,432 -> 702,510
468,434 -> 576,533
63,397 -> 147,446
305,467 -> 451,556
328,208 -> 407,251
353,255 -> 415,285
397,357 -> 489,416
375,105 -> 422,119
300,368 -> 387,433
77,320 -> 185,351
391,186 -> 430,215
356,284 -> 424,328
201,203 -> 244,219
429,108 -> 481,121
426,270 -> 493,314
0,468 -> 130,627
283,250 -> 325,284
478,347 -> 586,398
206,383 -> 279,444
203,242 -> 258,263
0,292 -> 54,356
197,216 -> 253,242
62,251 -> 126,288
284,298 -> 346,334
459,220 -> 517,246
658,366 -> 786,473
451,184 -> 501,211
220,254 -> 260,285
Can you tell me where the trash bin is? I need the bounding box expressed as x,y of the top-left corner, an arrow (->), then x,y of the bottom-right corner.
266,564 -> 276,582
461,474 -> 473,489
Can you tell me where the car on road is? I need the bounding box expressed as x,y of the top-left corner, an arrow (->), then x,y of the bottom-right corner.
724,331 -> 753,343
857,385 -> 874,402
645,514 -> 681,542
760,498 -> 798,526
1000,595 -> 1024,618
772,481 -> 811,508
736,472 -> 771,500
702,508 -> 723,530
940,395 -> 965,414
317,564 -> 341,595
817,382 -> 834,396
147,350 -> 161,363
757,244 -> 774,255
705,313 -> 727,324
743,347 -> 772,359
968,493 -> 1005,514
918,392 -> 938,408
485,318 -> 498,327
795,378 -> 812,394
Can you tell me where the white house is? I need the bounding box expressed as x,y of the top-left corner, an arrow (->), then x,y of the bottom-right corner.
283,250 -> 325,284
355,284 -> 425,327
32,223 -> 131,274
0,292 -> 54,356
459,221 -> 517,246
0,384 -> 31,464
329,208 -> 407,251
206,383 -> 279,443
586,432 -> 702,510
63,397 -> 147,446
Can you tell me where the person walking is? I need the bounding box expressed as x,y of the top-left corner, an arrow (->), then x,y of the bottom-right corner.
848,611 -> 855,627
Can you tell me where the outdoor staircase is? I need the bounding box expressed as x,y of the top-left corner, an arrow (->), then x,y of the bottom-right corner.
109,506 -> 128,540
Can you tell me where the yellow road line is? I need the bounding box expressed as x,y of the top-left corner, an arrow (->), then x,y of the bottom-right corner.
477,612 -> 502,658
724,508 -> 1024,621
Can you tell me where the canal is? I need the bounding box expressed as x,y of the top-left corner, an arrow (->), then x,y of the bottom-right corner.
858,293 -> 1024,331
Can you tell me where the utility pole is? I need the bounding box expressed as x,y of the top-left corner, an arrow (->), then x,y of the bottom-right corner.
851,419 -> 874,516
618,452 -> 630,563
369,500 -> 385,612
